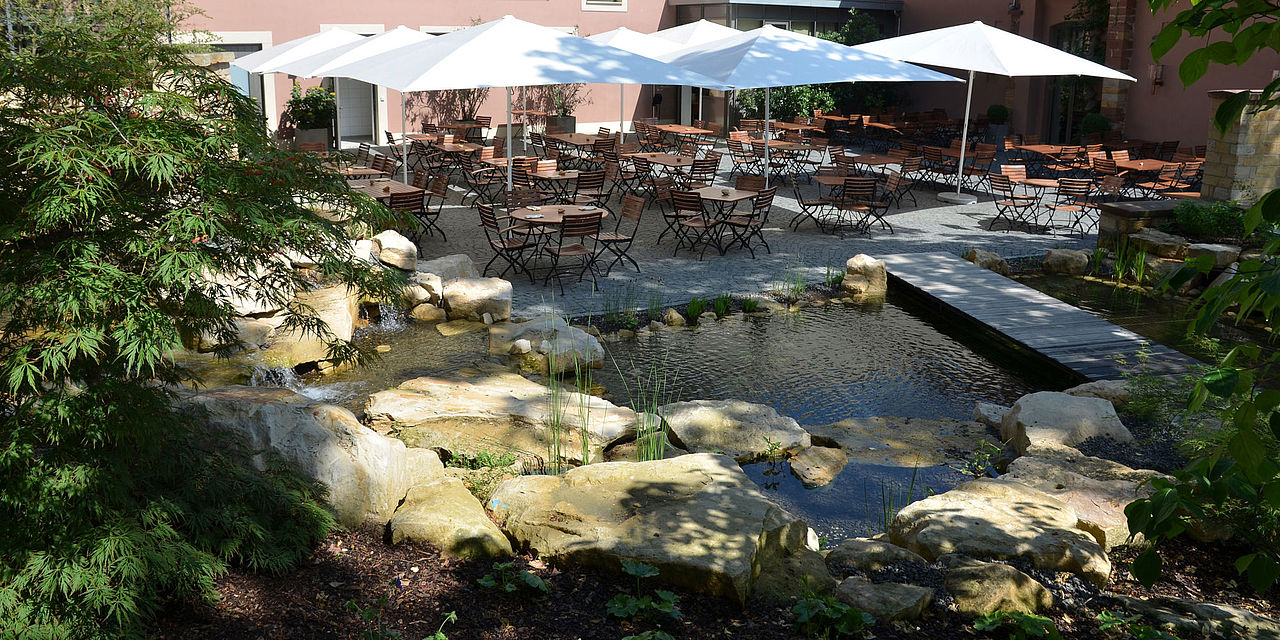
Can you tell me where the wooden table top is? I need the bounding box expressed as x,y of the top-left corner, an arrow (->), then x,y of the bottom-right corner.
483,156 -> 534,167
765,140 -> 823,151
850,154 -> 898,165
623,152 -> 693,168
531,169 -> 580,181
655,124 -> 713,135
1014,144 -> 1069,156
1019,178 -> 1061,189
817,114 -> 850,122
336,166 -> 385,177
814,175 -> 846,187
436,142 -> 483,154
1116,158 -> 1171,172
349,178 -> 421,199
546,133 -> 599,147
509,205 -> 606,224
768,121 -> 819,132
694,185 -> 757,203
439,122 -> 484,131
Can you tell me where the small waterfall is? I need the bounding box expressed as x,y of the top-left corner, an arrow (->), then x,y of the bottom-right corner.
371,303 -> 407,333
249,365 -> 303,390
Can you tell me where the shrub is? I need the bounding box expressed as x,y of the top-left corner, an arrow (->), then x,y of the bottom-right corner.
284,84 -> 336,130
1172,199 -> 1247,239
1081,113 -> 1111,135
986,104 -> 1011,125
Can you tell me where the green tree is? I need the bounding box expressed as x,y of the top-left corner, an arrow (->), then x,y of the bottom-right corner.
0,1 -> 405,637
1126,0 -> 1280,595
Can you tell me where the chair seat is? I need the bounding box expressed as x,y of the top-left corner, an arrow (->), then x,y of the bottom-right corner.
545,243 -> 592,257
1047,204 -> 1084,212
722,216 -> 760,228
491,237 -> 533,251
678,218 -> 715,229
996,199 -> 1035,208
593,231 -> 631,242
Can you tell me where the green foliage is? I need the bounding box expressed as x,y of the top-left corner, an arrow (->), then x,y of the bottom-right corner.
986,104 -> 1011,125
1081,112 -> 1111,135
0,2 -> 404,637
742,298 -> 761,313
346,591 -> 402,640
429,611 -> 459,640
1090,247 -> 1109,276
476,561 -> 549,594
713,293 -> 733,318
607,561 -> 682,629
1171,200 -> 1247,240
874,465 -> 924,534
973,611 -> 1062,639
825,264 -> 845,288
685,297 -> 707,320
447,450 -> 517,470
950,440 -> 1003,480
762,435 -> 784,459
820,10 -> 901,114
1112,239 -> 1148,285
737,84 -> 836,122
791,592 -> 874,639
622,632 -> 677,640
1096,610 -> 1182,640
285,84 -> 336,130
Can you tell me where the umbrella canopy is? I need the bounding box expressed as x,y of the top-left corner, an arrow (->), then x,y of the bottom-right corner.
658,25 -> 960,89
232,29 -> 364,74
650,19 -> 740,47
322,15 -> 727,92
587,26 -> 684,58
855,20 -> 1136,81
272,25 -> 433,78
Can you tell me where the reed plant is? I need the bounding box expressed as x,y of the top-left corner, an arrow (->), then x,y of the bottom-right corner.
741,297 -> 760,313
685,297 -> 707,320
610,348 -> 681,462
712,293 -> 733,318
864,465 -> 925,535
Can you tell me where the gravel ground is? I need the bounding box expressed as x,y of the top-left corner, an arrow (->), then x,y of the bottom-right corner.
392,141 -> 1095,318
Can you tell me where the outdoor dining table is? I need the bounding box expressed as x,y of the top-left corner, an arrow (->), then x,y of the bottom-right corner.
623,151 -> 693,180
508,204 -> 607,226
1115,158 -> 1170,172
813,174 -> 846,199
694,185 -> 757,217
530,169 -> 580,203
849,153 -> 898,176
348,178 -> 422,202
767,121 -> 820,133
546,132 -> 599,149
483,155 -> 534,168
335,165 -> 386,179
654,124 -> 713,136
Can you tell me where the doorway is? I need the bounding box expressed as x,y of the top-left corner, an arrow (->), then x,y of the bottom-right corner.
330,77 -> 376,143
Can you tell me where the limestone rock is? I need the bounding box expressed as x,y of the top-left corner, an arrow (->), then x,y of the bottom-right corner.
435,319 -> 488,336
843,254 -> 887,296
825,538 -> 926,575
890,478 -> 1111,586
406,446 -> 445,484
410,271 -> 444,303
834,577 -> 932,621
663,308 -> 687,326
1063,379 -> 1130,409
443,277 -> 512,322
751,549 -> 838,606
789,446 -> 848,488
1004,443 -> 1163,550
658,399 -> 810,463
187,386 -> 416,526
809,417 -> 996,467
487,453 -> 812,604
964,249 -> 1011,276
698,311 -> 719,323
389,477 -> 512,558
351,239 -> 377,264
409,303 -> 447,324
372,230 -> 417,270
1187,243 -> 1241,269
1001,391 -> 1131,455
1043,248 -> 1091,275
1129,228 -> 1188,259
417,254 -> 477,281
261,285 -> 359,368
364,371 -> 638,465
1208,262 -> 1238,290
972,402 -> 1009,429
1115,595 -> 1280,640
402,284 -> 434,308
941,554 -> 1053,615
489,315 -> 604,374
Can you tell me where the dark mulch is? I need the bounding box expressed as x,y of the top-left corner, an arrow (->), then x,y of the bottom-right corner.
1109,538 -> 1280,620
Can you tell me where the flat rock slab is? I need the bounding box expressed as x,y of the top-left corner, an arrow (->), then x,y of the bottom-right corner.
390,477 -> 512,558
436,319 -> 488,336
1001,391 -> 1132,455
941,554 -> 1053,616
487,453 -> 811,605
790,446 -> 848,488
809,417 -> 997,467
834,577 -> 932,621
890,478 -> 1111,587
658,399 -> 810,463
365,371 -> 638,466
1115,594 -> 1280,640
825,538 -> 926,575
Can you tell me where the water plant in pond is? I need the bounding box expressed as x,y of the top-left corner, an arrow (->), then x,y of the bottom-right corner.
477,561 -> 549,594
685,297 -> 707,320
866,465 -> 925,535
647,288 -> 664,322
1090,247 -> 1108,276
949,440 -> 1003,480
791,588 -> 874,639
1112,238 -> 1148,285
573,351 -> 596,466
610,348 -> 681,462
713,293 -> 733,318
972,611 -> 1061,639
742,297 -> 760,313
825,263 -> 845,289
607,560 -> 682,626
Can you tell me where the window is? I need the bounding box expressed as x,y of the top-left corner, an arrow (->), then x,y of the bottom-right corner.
736,19 -> 763,31
582,0 -> 626,12
790,21 -> 814,35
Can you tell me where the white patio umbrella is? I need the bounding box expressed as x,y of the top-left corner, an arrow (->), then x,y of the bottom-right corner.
856,20 -> 1137,203
323,15 -> 727,191
274,26 -> 434,179
586,28 -> 684,136
660,25 -> 960,186
650,20 -> 740,121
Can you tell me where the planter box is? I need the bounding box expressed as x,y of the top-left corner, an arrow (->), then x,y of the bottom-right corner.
985,123 -> 1009,149
1096,200 -> 1180,251
546,115 -> 576,133
294,127 -> 330,150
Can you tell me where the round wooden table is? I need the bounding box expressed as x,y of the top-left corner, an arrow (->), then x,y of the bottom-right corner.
509,205 -> 607,225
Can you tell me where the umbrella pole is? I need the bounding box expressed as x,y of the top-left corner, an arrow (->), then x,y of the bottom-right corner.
506,87 -> 514,193
619,85 -> 624,140
764,87 -> 770,189
522,86 -> 529,148
697,87 -> 702,121
334,79 -> 342,151
938,69 -> 978,205
401,91 -> 408,183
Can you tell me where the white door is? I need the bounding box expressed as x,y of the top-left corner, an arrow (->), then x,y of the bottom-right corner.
336,78 -> 375,140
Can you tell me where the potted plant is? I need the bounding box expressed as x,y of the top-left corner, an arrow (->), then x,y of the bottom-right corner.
1080,112 -> 1111,142
985,103 -> 1011,147
281,84 -> 335,149
546,83 -> 591,133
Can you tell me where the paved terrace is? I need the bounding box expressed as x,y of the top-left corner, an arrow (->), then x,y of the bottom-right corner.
394,142 -> 1095,318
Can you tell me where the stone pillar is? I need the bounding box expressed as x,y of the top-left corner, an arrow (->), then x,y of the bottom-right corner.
1099,0 -> 1138,131
1202,90 -> 1280,204
185,51 -> 236,82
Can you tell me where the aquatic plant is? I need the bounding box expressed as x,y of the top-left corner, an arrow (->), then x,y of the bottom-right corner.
949,440 -> 1003,480
825,264 -> 845,288
647,289 -> 664,322
685,297 -> 707,320
866,465 -> 925,535
742,298 -> 761,313
611,348 -> 681,463
713,293 -> 733,318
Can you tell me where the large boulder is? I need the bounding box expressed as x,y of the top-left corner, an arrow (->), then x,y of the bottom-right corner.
1115,595 -> 1280,640
842,254 -> 887,297
489,315 -> 604,375
1187,243 -> 1241,269
1129,228 -> 1188,259
789,446 -> 848,488
890,478 -> 1111,586
972,402 -> 1009,429
417,254 -> 478,281
1042,248 -> 1091,275
389,477 -> 513,558
187,386 -> 434,526
1003,443 -> 1163,550
941,554 -> 1053,616
964,249 -> 1011,276
487,453 -> 812,604
260,285 -> 360,368
808,417 -> 996,467
372,230 -> 417,271
443,277 -> 512,322
657,399 -> 810,463
1063,379 -> 1130,408
1001,391 -> 1131,455
825,538 -> 926,575
752,549 -> 838,606
833,578 -> 932,621
364,371 -> 639,466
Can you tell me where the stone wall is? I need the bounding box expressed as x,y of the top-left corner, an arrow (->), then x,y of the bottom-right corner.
184,51 -> 235,82
1203,89 -> 1280,204
1098,0 -> 1138,128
